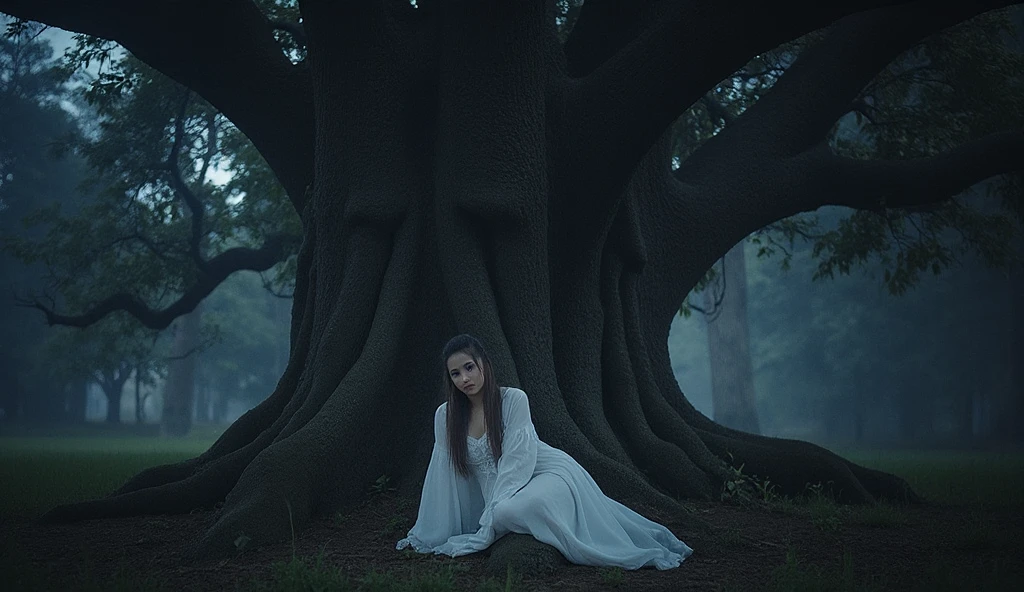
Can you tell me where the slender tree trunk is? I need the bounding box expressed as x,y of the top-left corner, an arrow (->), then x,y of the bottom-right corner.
135,367 -> 143,423
704,242 -> 761,434
162,304 -> 202,436
195,383 -> 209,424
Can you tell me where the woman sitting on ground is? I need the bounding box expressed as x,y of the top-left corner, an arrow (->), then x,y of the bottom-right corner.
397,333 -> 692,570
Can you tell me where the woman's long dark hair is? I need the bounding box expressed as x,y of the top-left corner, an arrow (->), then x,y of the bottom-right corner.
442,334 -> 504,478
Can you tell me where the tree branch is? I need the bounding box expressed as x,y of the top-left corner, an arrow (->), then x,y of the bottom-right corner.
0,0 -> 314,209
685,0 -> 1021,169
811,130 -> 1024,212
19,233 -> 300,330
166,91 -> 206,269
700,95 -> 734,127
268,19 -> 306,49
561,0 -> 659,76
560,0 -> 914,202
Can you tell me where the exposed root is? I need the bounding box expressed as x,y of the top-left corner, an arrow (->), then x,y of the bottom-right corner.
697,428 -> 873,503
622,272 -> 733,490
187,210 -> 423,557
41,435 -> 270,523
599,249 -> 712,499
110,459 -> 200,497
569,439 -> 710,535
275,228 -> 395,441
552,286 -> 634,467
645,332 -> 921,503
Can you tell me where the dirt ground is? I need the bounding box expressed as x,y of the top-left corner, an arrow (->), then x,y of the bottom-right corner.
2,495 -> 1022,591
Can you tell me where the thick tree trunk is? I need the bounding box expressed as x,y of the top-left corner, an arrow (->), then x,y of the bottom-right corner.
704,242 -> 761,434
162,304 -> 202,436
37,0 -> 1003,566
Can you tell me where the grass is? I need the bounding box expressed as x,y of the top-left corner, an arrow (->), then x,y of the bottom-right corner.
2,436 -> 1022,591
0,430 -> 218,517
840,449 -> 1024,507
0,537 -> 169,592
767,548 -> 887,592
248,555 -> 525,592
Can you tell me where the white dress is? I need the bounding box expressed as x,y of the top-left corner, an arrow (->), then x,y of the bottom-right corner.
396,387 -> 693,570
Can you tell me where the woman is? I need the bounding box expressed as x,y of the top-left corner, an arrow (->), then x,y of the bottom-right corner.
396,334 -> 693,570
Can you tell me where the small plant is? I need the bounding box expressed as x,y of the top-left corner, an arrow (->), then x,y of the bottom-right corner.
719,453 -> 778,508
369,474 -> 396,496
754,476 -> 781,503
719,454 -> 756,505
803,480 -> 836,502
599,566 -> 625,588
333,511 -> 349,527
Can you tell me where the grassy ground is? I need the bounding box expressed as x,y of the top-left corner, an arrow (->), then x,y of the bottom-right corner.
1,433 -> 1021,591
0,427 -> 221,517
841,448 -> 1024,507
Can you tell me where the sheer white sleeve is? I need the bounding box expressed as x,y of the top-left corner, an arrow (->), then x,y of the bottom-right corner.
477,388 -> 539,532
396,403 -> 471,552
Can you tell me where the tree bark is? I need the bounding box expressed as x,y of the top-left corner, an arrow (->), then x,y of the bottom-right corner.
704,242 -> 761,434
134,367 -> 143,423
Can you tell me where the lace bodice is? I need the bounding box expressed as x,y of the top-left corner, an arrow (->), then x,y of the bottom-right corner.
468,435 -> 498,500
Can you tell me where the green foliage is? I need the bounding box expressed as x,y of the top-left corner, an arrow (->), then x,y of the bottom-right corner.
678,9 -> 1023,318
719,453 -> 780,506
0,19 -> 94,419
369,474 -> 397,496
199,271 -> 291,412
5,29 -> 302,331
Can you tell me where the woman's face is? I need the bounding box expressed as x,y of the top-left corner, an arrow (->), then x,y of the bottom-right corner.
447,351 -> 484,398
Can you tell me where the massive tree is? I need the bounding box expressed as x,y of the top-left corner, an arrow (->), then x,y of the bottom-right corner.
2,0 -> 1021,558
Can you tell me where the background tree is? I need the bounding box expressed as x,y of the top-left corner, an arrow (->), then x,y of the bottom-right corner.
0,0 -> 1021,563
3,43 -> 301,433
39,315 -> 166,424
0,19 -> 90,424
